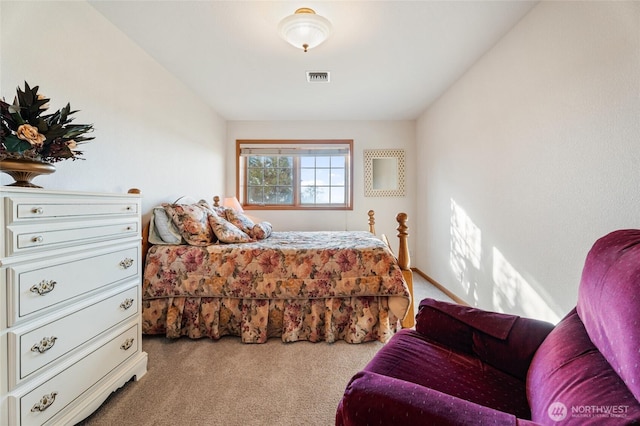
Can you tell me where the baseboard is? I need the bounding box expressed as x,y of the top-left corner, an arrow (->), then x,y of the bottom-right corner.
411,268 -> 469,306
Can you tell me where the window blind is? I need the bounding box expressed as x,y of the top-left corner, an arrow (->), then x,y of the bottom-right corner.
240,144 -> 350,157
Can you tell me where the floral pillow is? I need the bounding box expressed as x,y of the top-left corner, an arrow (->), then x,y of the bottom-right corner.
251,221 -> 273,240
163,201 -> 215,246
211,204 -> 229,219
225,208 -> 256,234
207,210 -> 253,243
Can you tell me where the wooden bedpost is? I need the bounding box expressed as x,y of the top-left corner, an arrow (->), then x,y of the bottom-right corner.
368,210 -> 376,234
213,196 -> 220,207
396,213 -> 415,328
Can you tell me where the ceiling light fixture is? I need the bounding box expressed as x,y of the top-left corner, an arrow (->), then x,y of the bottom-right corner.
278,7 -> 332,53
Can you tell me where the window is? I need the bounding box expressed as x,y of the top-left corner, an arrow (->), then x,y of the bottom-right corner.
237,140 -> 353,210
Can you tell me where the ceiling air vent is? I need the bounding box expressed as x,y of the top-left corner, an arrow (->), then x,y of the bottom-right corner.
306,71 -> 330,83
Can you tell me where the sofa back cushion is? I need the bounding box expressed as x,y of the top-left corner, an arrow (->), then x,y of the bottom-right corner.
527,309 -> 640,424
576,229 -> 640,402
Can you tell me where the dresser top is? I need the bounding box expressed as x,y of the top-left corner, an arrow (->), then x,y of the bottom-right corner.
1,186 -> 141,198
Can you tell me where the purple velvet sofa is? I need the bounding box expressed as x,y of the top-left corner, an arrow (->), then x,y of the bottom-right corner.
336,229 -> 640,425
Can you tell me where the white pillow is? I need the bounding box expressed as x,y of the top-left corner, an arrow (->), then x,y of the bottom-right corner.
148,206 -> 184,245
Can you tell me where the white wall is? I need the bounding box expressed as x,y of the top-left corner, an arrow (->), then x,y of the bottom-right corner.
227,121 -> 416,254
416,1 -> 640,323
1,1 -> 227,222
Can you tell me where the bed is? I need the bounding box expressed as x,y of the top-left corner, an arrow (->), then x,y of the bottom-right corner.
141,197 -> 414,344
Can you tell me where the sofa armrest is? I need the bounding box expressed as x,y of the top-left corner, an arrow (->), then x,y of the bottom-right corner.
416,298 -> 520,352
416,298 -> 555,380
336,371 -> 541,426
414,298 -> 478,353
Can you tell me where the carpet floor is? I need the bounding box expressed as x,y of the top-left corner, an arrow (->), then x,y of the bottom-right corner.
78,274 -> 452,426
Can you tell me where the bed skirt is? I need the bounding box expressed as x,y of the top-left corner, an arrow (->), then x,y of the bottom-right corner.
142,296 -> 401,343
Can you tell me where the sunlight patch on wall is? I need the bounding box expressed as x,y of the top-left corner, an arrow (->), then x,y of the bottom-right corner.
492,247 -> 561,324
450,199 -> 482,303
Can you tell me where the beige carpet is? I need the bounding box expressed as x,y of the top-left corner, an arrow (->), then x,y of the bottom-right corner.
80,336 -> 382,426
79,274 -> 452,426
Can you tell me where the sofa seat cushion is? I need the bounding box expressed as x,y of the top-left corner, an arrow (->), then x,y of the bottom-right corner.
527,309 -> 640,424
363,329 -> 531,419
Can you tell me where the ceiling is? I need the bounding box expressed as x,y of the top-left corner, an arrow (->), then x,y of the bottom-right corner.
89,1 -> 538,121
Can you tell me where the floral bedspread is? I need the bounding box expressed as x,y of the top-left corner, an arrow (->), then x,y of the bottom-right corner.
142,231 -> 411,343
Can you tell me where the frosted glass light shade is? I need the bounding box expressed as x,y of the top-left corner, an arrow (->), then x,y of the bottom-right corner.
278,8 -> 332,52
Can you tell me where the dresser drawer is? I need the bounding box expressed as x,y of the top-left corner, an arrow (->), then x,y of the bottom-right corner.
5,196 -> 138,225
8,285 -> 139,387
5,219 -> 138,258
14,323 -> 139,426
6,246 -> 139,325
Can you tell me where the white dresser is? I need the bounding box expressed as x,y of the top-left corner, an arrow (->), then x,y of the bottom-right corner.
0,187 -> 148,426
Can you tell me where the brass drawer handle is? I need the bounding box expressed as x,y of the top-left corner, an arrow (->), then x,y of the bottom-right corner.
31,392 -> 58,412
30,280 -> 57,296
120,338 -> 134,351
119,258 -> 134,269
31,235 -> 44,243
120,298 -> 134,310
31,336 -> 58,353
32,207 -> 44,214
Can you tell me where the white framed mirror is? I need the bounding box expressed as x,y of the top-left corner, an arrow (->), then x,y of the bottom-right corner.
364,149 -> 406,197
